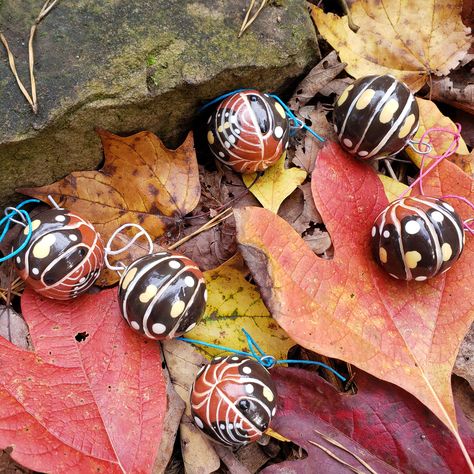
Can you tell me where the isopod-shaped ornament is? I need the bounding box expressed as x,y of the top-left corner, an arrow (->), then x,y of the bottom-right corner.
14,208 -> 104,300
191,355 -> 277,447
206,90 -> 289,174
334,75 -> 419,159
371,196 -> 465,280
118,251 -> 207,339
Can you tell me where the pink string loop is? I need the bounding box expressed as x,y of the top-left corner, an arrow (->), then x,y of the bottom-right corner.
397,124 -> 474,234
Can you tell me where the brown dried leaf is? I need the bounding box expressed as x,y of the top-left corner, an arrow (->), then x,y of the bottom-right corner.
455,323 -> 474,389
0,306 -> 30,350
288,52 -> 346,110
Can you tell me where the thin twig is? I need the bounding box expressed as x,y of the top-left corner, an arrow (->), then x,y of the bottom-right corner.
308,440 -> 365,474
313,429 -> 378,474
169,208 -> 233,251
239,0 -> 268,38
384,159 -> 398,181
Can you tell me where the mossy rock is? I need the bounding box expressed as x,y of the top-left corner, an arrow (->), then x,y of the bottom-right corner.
0,0 -> 318,206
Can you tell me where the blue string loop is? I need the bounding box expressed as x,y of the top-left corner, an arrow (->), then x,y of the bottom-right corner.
198,89 -> 325,143
0,199 -> 40,263
177,328 -> 346,382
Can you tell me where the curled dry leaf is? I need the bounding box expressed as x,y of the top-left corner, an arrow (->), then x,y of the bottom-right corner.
0,306 -> 30,351
0,289 -> 167,473
187,254 -> 294,361
406,98 -> 473,175
287,51 -> 346,111
431,76 -> 474,115
262,368 -> 474,473
454,323 -> 474,389
18,129 -> 200,285
311,0 -> 472,91
243,153 -> 307,214
235,141 -> 474,462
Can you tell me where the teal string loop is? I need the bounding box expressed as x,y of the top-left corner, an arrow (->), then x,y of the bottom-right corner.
177,328 -> 346,382
0,199 -> 40,263
198,89 -> 325,143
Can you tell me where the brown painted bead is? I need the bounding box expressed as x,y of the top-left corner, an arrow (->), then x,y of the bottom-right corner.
118,251 -> 207,339
371,197 -> 465,280
206,90 -> 289,174
191,355 -> 277,447
14,208 -> 104,300
334,75 -> 419,159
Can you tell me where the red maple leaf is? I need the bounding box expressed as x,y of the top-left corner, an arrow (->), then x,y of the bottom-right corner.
0,289 -> 167,473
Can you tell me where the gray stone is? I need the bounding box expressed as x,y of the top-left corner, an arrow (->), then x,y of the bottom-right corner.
0,0 -> 318,206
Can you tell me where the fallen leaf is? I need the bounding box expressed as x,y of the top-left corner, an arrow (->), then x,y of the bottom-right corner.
262,367 -> 474,473
187,254 -> 294,361
453,375 -> 474,433
431,76 -> 474,115
18,130 -> 200,286
288,52 -> 346,110
234,141 -> 474,457
0,289 -> 167,473
243,154 -> 307,214
311,1 -> 472,91
455,323 -> 474,389
318,77 -> 354,98
406,98 -> 473,174
0,306 -> 30,350
379,175 -> 410,202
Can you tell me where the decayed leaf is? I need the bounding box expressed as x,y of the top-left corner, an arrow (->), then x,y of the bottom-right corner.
288,51 -> 346,110
243,154 -> 307,213
431,76 -> 474,115
406,98 -> 473,174
187,254 -> 294,361
262,368 -> 474,473
311,0 -> 472,91
455,323 -> 474,389
18,130 -> 200,285
0,289 -> 167,473
0,306 -> 30,350
235,142 -> 474,456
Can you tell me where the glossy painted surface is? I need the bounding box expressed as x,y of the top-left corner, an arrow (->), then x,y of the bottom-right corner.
191,355 -> 277,447
334,75 -> 419,159
118,251 -> 207,339
14,208 -> 104,299
207,90 -> 289,173
371,197 -> 465,280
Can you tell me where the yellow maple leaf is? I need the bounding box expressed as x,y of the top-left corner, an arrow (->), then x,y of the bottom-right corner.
243,153 -> 307,213
311,0 -> 471,92
407,98 -> 473,174
186,254 -> 294,361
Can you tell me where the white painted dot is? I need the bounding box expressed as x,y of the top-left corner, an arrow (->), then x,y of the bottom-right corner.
231,356 -> 239,361
69,234 -> 78,242
343,138 -> 353,148
32,268 -> 39,275
214,356 -> 222,361
272,407 -> 277,416
184,276 -> 195,287
131,321 -> 140,330
204,290 -> 208,302
16,256 -> 20,264
442,202 -> 455,212
431,211 -> 444,223
415,276 -> 428,281
405,220 -> 421,235
225,112 -> 229,117
358,151 -> 369,157
334,124 -> 338,133
207,115 -> 212,124
218,151 -> 225,158
235,129 -> 240,134
55,215 -> 66,222
229,423 -> 234,429
152,323 -> 167,334
169,260 -> 180,269
389,273 -> 399,279
79,276 -> 86,283
224,141 -> 231,148
383,230 -> 390,238
230,115 -> 238,124
243,366 -> 252,374
194,416 -> 204,429
186,323 -> 196,332
229,135 -> 236,143
220,423 -> 225,429
274,126 -> 283,138
371,226 -> 376,237
245,384 -> 254,394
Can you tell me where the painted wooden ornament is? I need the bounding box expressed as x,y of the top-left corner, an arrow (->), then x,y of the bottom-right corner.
191,355 -> 277,447
206,90 -> 289,174
371,197 -> 465,280
14,208 -> 104,300
334,75 -> 419,159
118,251 -> 207,339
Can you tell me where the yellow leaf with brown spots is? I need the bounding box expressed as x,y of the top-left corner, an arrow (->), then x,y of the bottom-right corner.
311,1 -> 471,92
243,153 -> 307,213
406,98 -> 473,175
18,129 -> 200,285
186,254 -> 294,361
